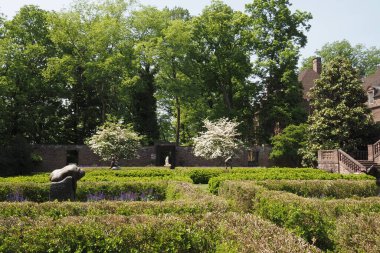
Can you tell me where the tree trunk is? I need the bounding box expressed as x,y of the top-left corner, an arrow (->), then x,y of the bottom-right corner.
175,96 -> 180,146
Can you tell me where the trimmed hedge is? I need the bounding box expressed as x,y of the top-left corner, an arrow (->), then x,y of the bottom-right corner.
257,180 -> 378,198
180,168 -> 225,184
0,181 -> 169,202
333,213 -> 380,253
0,213 -> 320,253
0,199 -> 229,218
0,168 -> 193,183
209,170 -> 373,194
219,180 -> 380,251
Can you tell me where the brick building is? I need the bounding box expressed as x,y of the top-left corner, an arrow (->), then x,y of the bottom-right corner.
298,57 -> 380,123
363,67 -> 380,122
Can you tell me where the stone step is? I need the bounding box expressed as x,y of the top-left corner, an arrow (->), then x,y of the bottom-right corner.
357,160 -> 380,169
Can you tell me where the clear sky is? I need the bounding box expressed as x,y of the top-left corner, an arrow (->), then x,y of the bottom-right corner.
1,0 -> 380,61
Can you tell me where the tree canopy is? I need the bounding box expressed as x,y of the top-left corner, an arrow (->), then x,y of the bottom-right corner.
301,57 -> 375,166
301,40 -> 380,77
1,0 -> 314,151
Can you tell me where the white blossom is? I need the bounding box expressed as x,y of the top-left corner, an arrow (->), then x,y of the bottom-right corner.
86,122 -> 142,161
193,118 -> 243,160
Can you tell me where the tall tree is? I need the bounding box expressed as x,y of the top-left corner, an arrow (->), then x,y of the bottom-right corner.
191,0 -> 257,143
0,5 -> 62,144
246,0 -> 312,143
155,19 -> 196,146
301,57 -> 374,166
301,40 -> 380,77
45,0 -> 133,143
127,6 -> 172,144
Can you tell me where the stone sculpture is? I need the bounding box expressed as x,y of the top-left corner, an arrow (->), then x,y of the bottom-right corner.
367,165 -> 380,185
49,164 -> 85,201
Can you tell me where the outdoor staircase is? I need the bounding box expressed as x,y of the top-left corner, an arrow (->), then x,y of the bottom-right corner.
357,160 -> 380,170
318,140 -> 380,174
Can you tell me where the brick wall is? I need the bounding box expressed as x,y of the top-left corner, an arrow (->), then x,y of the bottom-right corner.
32,144 -> 272,172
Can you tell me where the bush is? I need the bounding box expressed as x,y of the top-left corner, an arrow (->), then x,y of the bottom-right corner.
0,181 -> 169,202
208,169 -> 373,194
257,180 -> 378,198
0,135 -> 34,176
218,180 -> 380,251
270,123 -> 308,167
0,199 -> 229,218
333,213 -> 380,253
183,168 -> 225,184
0,213 -> 320,253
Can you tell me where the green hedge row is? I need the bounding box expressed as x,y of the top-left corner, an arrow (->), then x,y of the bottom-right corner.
219,180 -> 380,252
0,169 -> 192,183
0,181 -> 169,202
256,180 -> 378,198
209,170 -> 373,194
0,213 -> 320,253
1,167 -> 373,186
0,198 -> 229,218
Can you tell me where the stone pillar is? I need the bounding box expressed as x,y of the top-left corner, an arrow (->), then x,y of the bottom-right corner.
368,144 -> 374,161
318,150 -> 339,173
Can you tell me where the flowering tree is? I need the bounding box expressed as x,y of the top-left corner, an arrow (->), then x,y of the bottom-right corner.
193,118 -> 243,166
86,121 -> 142,163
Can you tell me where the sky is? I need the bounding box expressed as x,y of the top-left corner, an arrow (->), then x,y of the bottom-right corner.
1,0 -> 380,61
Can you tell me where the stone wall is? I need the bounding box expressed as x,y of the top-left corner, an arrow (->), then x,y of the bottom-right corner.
32,144 -> 272,172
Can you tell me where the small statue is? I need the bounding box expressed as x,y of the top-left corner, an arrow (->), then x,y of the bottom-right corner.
225,155 -> 233,169
50,164 -> 85,201
367,165 -> 380,185
164,155 -> 171,167
110,156 -> 120,170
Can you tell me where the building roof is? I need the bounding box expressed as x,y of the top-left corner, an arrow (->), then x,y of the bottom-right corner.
298,69 -> 320,99
363,67 -> 380,91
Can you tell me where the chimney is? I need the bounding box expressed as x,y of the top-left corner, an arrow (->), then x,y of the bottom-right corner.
313,57 -> 322,74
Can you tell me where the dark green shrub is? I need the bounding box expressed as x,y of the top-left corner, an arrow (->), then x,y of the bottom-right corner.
185,169 -> 225,184
0,135 -> 34,176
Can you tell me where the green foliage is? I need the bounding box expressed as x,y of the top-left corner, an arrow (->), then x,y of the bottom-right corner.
219,180 -> 380,251
189,0 -> 258,144
0,213 -> 320,253
183,168 -> 225,184
0,0 -> 317,146
301,57 -> 375,166
246,0 -> 312,143
0,180 -> 169,202
0,135 -> 34,176
333,214 -> 380,253
86,121 -> 143,162
257,180 -> 378,198
208,168 -> 372,194
270,123 -> 308,167
300,40 -> 380,77
1,167 -> 379,251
